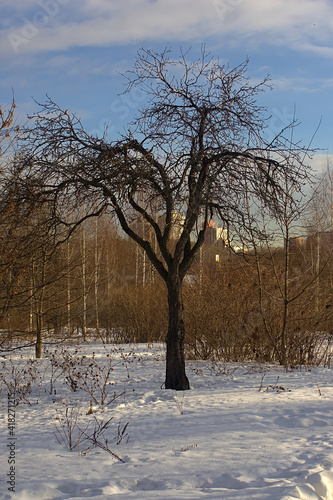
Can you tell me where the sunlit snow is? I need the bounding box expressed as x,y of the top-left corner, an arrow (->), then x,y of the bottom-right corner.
1,342 -> 333,499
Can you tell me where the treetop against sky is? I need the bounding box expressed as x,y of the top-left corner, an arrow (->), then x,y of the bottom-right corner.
0,0 -> 332,169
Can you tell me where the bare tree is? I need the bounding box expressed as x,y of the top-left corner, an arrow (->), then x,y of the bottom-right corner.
0,94 -> 19,323
0,92 -> 17,155
20,48 -> 312,389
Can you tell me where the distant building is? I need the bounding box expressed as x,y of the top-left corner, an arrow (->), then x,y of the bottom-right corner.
317,231 -> 333,247
204,221 -> 217,245
233,245 -> 249,254
203,221 -> 229,246
288,232 -> 333,251
158,210 -> 185,240
288,236 -> 306,249
306,231 -> 333,251
216,227 -> 229,246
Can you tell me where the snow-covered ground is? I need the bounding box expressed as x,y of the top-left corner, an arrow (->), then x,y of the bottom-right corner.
1,342 -> 333,500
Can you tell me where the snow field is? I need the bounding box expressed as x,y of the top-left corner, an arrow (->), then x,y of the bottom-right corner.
0,343 -> 333,499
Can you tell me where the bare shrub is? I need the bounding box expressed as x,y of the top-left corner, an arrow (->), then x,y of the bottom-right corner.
0,356 -> 44,404
53,403 -> 127,462
174,392 -> 185,415
110,282 -> 167,344
53,404 -> 87,452
45,346 -> 115,407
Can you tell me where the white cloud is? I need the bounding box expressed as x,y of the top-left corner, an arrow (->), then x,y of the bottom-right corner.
272,76 -> 320,93
308,153 -> 333,174
293,42 -> 333,59
46,54 -> 78,68
270,75 -> 333,93
0,0 -> 332,57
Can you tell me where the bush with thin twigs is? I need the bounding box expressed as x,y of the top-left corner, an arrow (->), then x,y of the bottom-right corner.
45,345 -> 117,408
53,403 -> 128,462
0,356 -> 45,405
258,373 -> 291,393
78,415 -> 128,462
174,392 -> 185,415
0,345 -> 131,464
43,347 -> 65,395
0,344 -> 136,409
53,403 -> 87,452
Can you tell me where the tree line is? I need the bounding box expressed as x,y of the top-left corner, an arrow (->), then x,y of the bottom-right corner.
1,200 -> 332,368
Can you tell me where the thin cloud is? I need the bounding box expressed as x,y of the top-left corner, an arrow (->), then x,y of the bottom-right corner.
46,55 -> 78,68
293,42 -> 333,59
1,0 -> 332,57
309,153 -> 333,173
272,75 -> 333,92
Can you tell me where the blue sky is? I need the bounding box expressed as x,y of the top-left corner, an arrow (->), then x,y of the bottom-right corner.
1,0 -> 333,170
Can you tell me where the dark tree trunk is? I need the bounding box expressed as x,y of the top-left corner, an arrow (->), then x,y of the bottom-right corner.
35,313 -> 42,359
165,277 -> 190,390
